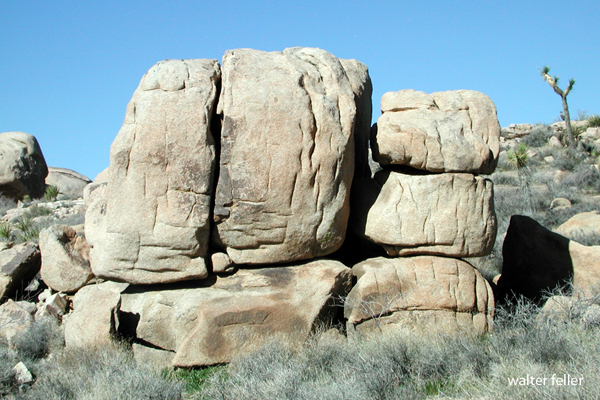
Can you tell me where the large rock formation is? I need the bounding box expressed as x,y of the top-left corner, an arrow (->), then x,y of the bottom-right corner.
213,48 -> 361,265
345,256 -> 494,336
89,59 -> 221,284
45,167 -> 92,200
354,170 -> 496,257
0,132 -> 48,200
372,90 -> 500,174
119,260 -> 351,367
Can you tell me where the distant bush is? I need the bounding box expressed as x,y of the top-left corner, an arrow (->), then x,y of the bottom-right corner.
587,114 -> 600,127
522,125 -> 554,148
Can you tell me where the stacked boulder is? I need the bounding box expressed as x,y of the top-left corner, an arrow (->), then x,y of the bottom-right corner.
77,47 -> 370,367
347,89 -> 499,336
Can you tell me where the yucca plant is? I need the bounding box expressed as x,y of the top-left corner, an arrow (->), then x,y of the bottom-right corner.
507,143 -> 533,214
0,222 -> 12,241
44,185 -> 60,201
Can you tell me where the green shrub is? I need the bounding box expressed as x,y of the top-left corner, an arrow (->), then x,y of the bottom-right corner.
0,196 -> 17,217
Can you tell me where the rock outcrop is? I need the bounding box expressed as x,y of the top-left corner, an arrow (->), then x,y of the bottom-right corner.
372,90 -> 500,174
45,167 -> 92,200
345,256 -> 494,336
555,211 -> 600,239
89,59 -> 221,284
0,132 -> 48,200
213,48 -> 361,265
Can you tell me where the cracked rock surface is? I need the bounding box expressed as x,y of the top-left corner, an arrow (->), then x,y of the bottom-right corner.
90,59 -> 221,284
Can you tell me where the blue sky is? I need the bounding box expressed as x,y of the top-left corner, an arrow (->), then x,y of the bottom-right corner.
1,1 -> 599,180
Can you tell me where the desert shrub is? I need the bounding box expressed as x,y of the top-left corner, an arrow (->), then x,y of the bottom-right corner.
561,162 -> 600,193
587,114 -> 600,127
192,296 -> 600,399
522,125 -> 554,148
20,343 -> 183,400
23,204 -> 53,219
552,148 -> 584,171
491,171 -> 519,186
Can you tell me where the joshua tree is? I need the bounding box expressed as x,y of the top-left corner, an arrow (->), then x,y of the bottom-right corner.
539,66 -> 576,147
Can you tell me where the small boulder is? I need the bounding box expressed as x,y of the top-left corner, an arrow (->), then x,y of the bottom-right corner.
0,242 -> 41,302
39,225 -> 93,293
12,361 -> 34,385
0,132 -> 48,200
550,198 -> 572,210
555,211 -> 600,239
64,281 -> 128,348
0,299 -> 35,345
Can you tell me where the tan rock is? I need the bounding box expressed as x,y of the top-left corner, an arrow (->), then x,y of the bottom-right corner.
119,259 -> 352,367
0,300 -> 35,345
569,241 -> 600,297
213,48 -> 358,265
353,171 -> 496,257
90,59 -> 220,284
345,256 -> 494,336
39,225 -> 93,293
210,252 -> 235,274
373,90 -> 500,174
64,281 -> 128,348
0,242 -> 41,302
555,211 -> 600,238
550,198 -> 572,210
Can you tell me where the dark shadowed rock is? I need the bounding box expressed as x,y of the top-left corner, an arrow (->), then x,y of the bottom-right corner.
0,132 -> 48,200
0,242 -> 41,303
497,215 -> 573,303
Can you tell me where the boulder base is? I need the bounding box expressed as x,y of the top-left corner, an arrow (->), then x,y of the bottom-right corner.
345,256 -> 494,336
119,259 -> 352,367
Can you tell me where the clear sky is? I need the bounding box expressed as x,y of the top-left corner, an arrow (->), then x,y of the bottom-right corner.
1,1 -> 599,180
